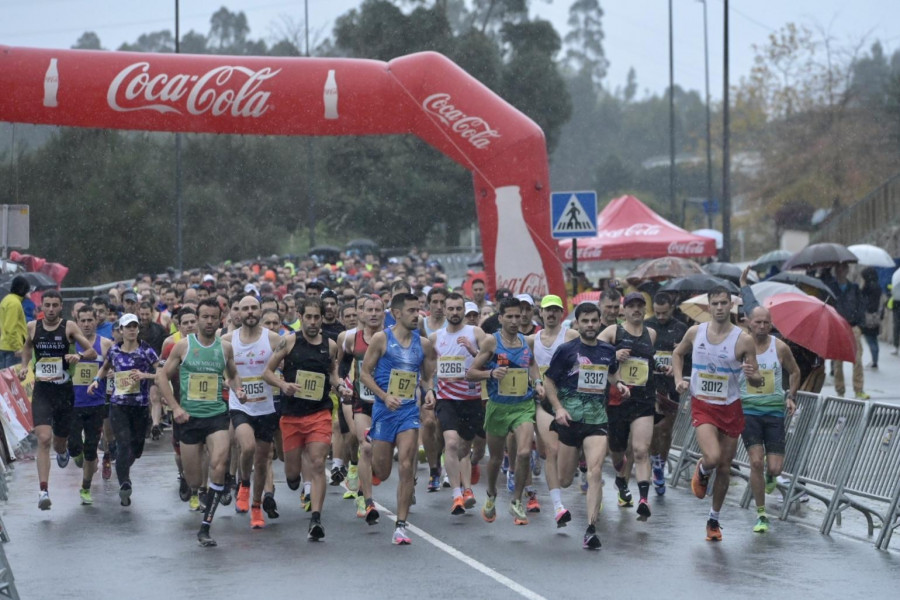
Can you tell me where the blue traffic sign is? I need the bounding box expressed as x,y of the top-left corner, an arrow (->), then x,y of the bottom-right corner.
551,191 -> 598,239
703,200 -> 719,215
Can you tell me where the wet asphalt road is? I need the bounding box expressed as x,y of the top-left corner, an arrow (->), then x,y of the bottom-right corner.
3,430 -> 899,600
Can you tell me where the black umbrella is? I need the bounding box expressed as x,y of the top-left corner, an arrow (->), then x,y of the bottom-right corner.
0,271 -> 58,291
703,262 -> 758,285
750,249 -> 792,273
308,245 -> 342,263
663,274 -> 740,295
782,243 -> 858,270
767,271 -> 836,300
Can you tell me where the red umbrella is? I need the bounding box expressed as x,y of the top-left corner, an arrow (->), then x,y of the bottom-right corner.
764,293 -> 856,362
572,290 -> 603,304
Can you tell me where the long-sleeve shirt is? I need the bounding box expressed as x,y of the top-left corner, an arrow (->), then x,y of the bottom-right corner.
0,294 -> 27,352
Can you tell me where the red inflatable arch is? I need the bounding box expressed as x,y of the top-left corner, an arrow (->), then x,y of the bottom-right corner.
0,46 -> 565,299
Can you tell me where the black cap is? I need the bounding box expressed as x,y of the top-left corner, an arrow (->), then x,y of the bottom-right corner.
623,292 -> 646,306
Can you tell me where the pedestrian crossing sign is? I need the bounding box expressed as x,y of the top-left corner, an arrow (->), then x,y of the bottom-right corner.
551,191 -> 597,239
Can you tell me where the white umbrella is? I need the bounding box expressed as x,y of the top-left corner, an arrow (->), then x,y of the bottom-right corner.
749,281 -> 804,304
680,293 -> 740,322
848,244 -> 895,268
692,229 -> 723,250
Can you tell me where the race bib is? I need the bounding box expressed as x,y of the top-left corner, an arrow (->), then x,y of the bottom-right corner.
188,373 -> 219,401
498,368 -> 528,397
388,369 -> 417,399
746,369 -> 775,395
620,357 -> 649,386
114,371 -> 140,395
36,357 -> 63,380
539,365 -> 549,378
72,363 -> 98,386
359,382 -> 378,403
437,356 -> 466,380
295,371 -> 326,401
577,364 -> 608,394
698,372 -> 728,400
655,352 -> 672,368
480,380 -> 489,400
241,376 -> 268,402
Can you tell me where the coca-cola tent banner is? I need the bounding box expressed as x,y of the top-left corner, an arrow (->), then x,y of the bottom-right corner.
558,195 -> 717,262
0,47 -> 565,300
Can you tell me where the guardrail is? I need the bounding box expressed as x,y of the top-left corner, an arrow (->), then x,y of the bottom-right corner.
810,172 -> 900,246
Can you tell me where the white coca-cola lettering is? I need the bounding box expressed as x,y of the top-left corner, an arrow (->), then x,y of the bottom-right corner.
667,240 -> 707,255
107,62 -> 280,117
592,223 -> 661,239
422,93 -> 500,149
496,273 -> 548,297
562,245 -> 603,261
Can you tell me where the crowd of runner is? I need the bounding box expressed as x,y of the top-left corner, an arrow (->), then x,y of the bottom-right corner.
20,251 -> 801,549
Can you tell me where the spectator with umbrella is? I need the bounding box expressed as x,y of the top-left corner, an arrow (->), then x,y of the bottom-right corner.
826,263 -> 869,399
860,267 -> 884,369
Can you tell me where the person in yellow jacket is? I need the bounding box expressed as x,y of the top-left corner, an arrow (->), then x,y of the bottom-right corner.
0,275 -> 31,368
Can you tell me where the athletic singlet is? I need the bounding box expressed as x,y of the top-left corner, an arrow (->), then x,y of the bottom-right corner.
33,319 -> 71,384
179,334 -> 227,418
228,327 -> 275,416
74,336 -> 105,407
486,331 -> 533,405
614,325 -> 656,403
281,334 -> 332,416
373,327 -> 423,406
740,336 -> 785,416
339,328 -> 355,379
352,328 -> 380,404
690,322 -> 743,406
533,327 -> 568,372
434,325 -> 480,401
423,317 -> 446,338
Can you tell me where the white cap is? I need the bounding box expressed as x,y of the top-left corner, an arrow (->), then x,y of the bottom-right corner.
202,274 -> 216,283
515,293 -> 534,305
118,313 -> 139,328
465,302 -> 479,315
244,283 -> 259,295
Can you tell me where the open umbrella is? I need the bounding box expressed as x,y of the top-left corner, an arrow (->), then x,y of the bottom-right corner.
848,244 -> 895,268
767,272 -> 835,300
749,281 -> 804,304
782,243 -> 857,270
692,229 -> 723,250
625,257 -> 704,285
663,274 -> 739,295
704,262 -> 758,284
750,249 -> 792,273
764,293 -> 855,362
680,293 -> 740,323
0,271 -> 58,291
572,290 -> 603,304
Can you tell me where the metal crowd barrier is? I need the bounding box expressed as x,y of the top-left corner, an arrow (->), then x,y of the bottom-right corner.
665,392 -> 693,468
877,479 -> 900,550
667,396 -> 699,489
821,402 -> 900,540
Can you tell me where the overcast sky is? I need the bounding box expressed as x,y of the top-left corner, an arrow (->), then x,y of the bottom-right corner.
2,0 -> 898,99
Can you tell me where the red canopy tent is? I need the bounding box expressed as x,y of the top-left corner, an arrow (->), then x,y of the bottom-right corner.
558,195 -> 717,262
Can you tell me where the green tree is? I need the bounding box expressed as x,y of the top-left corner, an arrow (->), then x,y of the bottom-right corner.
72,32 -> 103,50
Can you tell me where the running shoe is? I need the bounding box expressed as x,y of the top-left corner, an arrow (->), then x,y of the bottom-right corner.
501,453 -> 509,474
356,495 -> 367,518
38,490 -> 51,511
301,492 -> 312,512
427,474 -> 441,492
56,450 -> 70,469
482,494 -> 497,523
526,491 -> 541,513
365,502 -> 380,525
80,488 -> 93,505
555,507 -> 572,528
652,460 -> 666,488
392,523 -> 412,545
372,474 -> 382,486
765,474 -> 778,495
506,470 -> 516,493
510,499 -> 529,525
250,505 -> 266,529
101,455 -> 112,480
119,482 -> 132,507
220,478 -> 233,506
73,452 -> 85,469
705,518 -> 723,542
346,464 -> 359,493
417,446 -> 427,464
463,488 -> 476,509
616,483 -> 634,508
343,489 -> 357,500
189,494 -> 202,511
855,392 -> 871,400
580,471 -> 588,493
636,499 -> 651,521
235,482 -> 250,513
178,475 -> 191,502
753,515 -> 770,533
197,526 -> 217,547
330,466 -> 345,486
583,525 -> 601,550
691,463 -> 709,500
308,518 -> 325,541
451,495 -> 466,515
262,493 -> 280,519
151,425 -> 161,441
531,449 -> 541,477
471,463 -> 481,485
442,473 -> 451,488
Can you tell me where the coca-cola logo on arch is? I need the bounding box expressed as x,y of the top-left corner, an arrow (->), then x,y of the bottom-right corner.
496,273 -> 547,297
107,62 -> 281,117
422,93 -> 501,149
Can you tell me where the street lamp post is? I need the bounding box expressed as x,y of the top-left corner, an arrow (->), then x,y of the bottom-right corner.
305,0 -> 316,249
722,0 -> 732,262
668,0 -> 677,225
174,0 -> 183,272
699,0 -> 714,230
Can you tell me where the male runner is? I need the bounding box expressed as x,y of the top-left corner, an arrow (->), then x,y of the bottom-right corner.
359,293 -> 437,545
222,295 -> 282,529
740,306 -> 800,533
162,307 -> 199,503
467,297 -> 544,525
430,292 -> 487,515
138,301 -> 168,440
264,298 -> 342,541
673,286 -> 761,541
419,286 -> 447,491
157,299 -> 245,547
545,302 -> 628,548
18,290 -> 97,510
